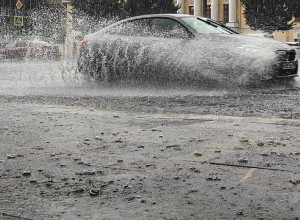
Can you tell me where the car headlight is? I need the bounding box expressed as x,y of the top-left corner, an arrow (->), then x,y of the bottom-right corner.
276,49 -> 296,61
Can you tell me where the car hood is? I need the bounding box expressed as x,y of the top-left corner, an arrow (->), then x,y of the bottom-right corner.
194,33 -> 292,51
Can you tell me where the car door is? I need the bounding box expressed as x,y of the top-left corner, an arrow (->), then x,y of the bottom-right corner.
90,17 -> 191,83
142,17 -> 192,84
89,18 -> 151,81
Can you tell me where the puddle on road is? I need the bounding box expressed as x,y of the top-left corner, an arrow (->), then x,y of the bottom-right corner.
0,59 -> 299,98
0,59 -> 231,97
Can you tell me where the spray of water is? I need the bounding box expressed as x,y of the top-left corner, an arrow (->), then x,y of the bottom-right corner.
80,32 -> 284,90
1,10 -> 299,97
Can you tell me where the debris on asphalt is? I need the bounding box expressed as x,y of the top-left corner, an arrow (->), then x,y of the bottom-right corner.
76,169 -> 96,176
114,139 -> 123,143
238,158 -> 249,163
189,167 -> 201,173
289,178 -> 300,185
89,189 -> 100,197
7,154 -> 16,159
239,138 -> 249,143
237,210 -> 244,216
194,152 -> 203,157
29,179 -> 38,184
256,140 -> 265,147
1,88 -> 300,219
22,170 -> 31,177
95,136 -> 102,140
206,176 -> 221,181
166,144 -> 180,149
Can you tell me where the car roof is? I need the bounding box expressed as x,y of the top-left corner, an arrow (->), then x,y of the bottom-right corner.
109,14 -> 237,34
101,13 -> 211,32
121,13 -> 206,22
86,13 -> 237,38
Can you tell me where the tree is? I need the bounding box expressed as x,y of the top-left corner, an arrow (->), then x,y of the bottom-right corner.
0,0 -> 66,43
286,0 -> 300,17
71,0 -> 126,35
72,0 -> 125,19
124,0 -> 180,17
28,6 -> 66,43
241,0 -> 300,33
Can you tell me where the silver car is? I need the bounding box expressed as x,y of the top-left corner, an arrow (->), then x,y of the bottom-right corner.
78,14 -> 298,86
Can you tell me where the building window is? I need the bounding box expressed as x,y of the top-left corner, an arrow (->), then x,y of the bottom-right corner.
223,4 -> 229,24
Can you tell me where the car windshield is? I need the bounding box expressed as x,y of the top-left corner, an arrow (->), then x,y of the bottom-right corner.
181,17 -> 231,34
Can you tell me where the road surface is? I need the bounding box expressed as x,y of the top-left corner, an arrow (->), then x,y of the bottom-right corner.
0,60 -> 300,219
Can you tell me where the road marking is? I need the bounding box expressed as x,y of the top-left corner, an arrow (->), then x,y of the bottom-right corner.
240,168 -> 256,183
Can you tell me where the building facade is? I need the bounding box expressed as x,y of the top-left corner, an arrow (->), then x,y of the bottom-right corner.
1,0 -> 300,43
177,0 -> 300,42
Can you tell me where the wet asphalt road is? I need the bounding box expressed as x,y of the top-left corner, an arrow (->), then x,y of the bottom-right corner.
0,60 -> 229,97
0,60 -> 300,219
0,59 -> 299,96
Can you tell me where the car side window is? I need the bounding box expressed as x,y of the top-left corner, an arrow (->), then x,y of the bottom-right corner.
106,19 -> 150,37
150,18 -> 189,39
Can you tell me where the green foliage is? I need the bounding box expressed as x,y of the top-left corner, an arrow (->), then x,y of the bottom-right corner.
72,0 -> 179,19
286,0 -> 300,17
124,0 -> 180,17
71,0 -> 180,35
72,0 -> 125,19
0,0 -> 65,43
28,6 -> 66,43
241,0 -> 300,33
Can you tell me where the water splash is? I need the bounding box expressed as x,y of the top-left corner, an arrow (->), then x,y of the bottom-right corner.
1,12 -> 299,96
81,33 -> 285,89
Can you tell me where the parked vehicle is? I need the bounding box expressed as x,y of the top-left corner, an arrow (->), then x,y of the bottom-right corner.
0,40 -> 61,60
78,14 -> 298,86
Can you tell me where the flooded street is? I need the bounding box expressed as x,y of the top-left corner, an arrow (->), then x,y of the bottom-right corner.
0,60 -> 81,96
1,0 -> 300,218
0,60 -> 231,97
1,60 -> 300,219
